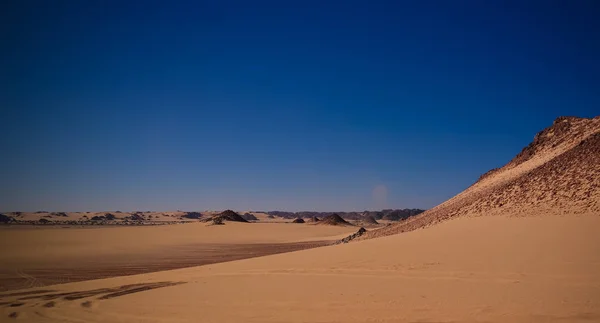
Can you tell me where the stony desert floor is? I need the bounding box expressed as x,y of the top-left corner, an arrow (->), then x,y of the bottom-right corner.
1,214 -> 599,323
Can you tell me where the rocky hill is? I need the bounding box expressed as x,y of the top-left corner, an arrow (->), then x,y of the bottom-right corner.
366,116 -> 600,239
354,215 -> 380,227
317,214 -> 353,226
202,210 -> 249,223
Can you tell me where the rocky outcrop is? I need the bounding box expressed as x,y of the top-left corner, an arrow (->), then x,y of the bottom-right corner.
317,214 -> 353,226
202,210 -> 249,223
242,213 -> 258,221
364,116 -> 600,240
0,214 -> 15,223
337,227 -> 367,244
182,212 -> 203,219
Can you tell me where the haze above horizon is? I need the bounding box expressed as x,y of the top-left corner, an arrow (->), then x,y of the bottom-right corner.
2,1 -> 599,212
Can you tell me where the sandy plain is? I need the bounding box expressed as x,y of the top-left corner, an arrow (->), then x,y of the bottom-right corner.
0,221 -> 356,292
1,214 -> 599,323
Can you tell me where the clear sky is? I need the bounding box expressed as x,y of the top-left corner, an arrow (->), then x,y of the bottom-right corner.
1,1 -> 599,212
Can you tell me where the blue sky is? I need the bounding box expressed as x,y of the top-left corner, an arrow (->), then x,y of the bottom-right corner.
1,1 -> 599,212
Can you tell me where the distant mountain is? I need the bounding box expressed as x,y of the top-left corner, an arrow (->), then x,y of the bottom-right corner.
265,209 -> 425,221
381,209 -> 423,221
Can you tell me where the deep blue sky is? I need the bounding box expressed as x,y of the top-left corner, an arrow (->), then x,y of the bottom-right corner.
1,1 -> 599,212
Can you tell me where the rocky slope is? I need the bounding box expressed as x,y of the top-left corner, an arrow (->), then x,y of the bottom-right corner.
365,116 -> 600,239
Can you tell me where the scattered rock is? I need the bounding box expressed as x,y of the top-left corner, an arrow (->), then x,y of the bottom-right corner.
127,213 -> 145,221
338,227 -> 367,244
182,212 -> 203,219
292,218 -> 305,223
208,217 -> 225,225
0,214 -> 15,223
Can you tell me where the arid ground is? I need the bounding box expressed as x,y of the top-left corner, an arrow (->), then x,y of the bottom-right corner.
0,220 -> 355,292
1,215 -> 599,322
1,116 -> 599,323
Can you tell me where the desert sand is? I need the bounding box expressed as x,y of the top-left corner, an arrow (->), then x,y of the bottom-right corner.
1,117 -> 599,322
0,222 -> 356,292
1,215 -> 599,322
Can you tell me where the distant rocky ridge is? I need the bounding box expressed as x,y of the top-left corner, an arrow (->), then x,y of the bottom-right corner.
381,210 -> 409,221
264,209 -> 425,221
365,116 -> 600,239
1,209 -> 425,227
0,211 -> 193,226
90,213 -> 117,221
181,212 -> 203,219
